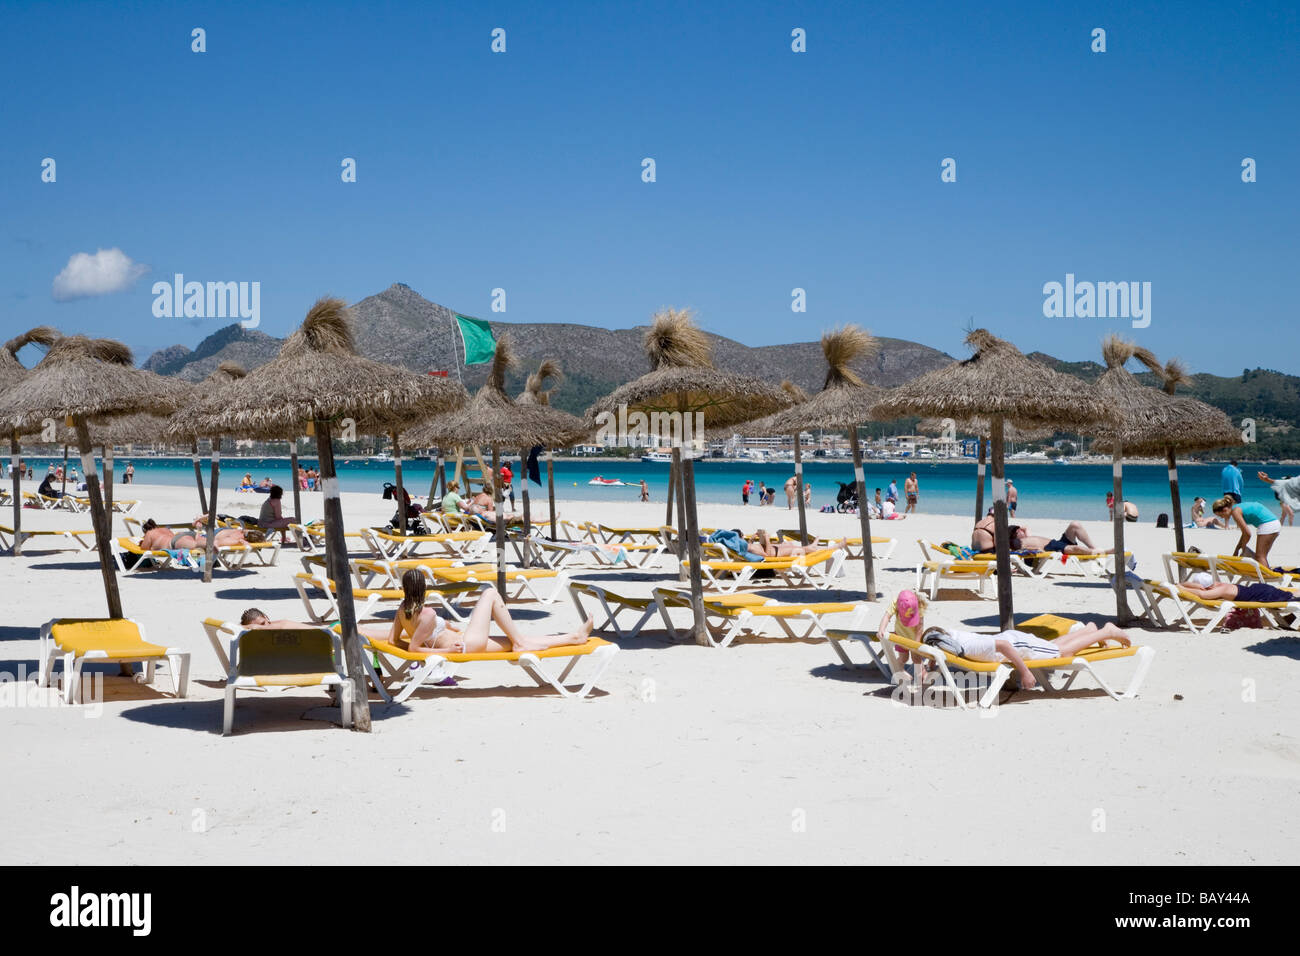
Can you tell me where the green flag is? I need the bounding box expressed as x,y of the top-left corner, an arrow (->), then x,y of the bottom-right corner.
455,313 -> 496,365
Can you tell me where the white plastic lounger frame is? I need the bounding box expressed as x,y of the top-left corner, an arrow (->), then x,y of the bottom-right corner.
569,582 -> 659,640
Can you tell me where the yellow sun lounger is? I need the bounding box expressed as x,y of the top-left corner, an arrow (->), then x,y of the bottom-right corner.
423,564 -> 572,604
827,614 -> 1155,708
223,626 -> 352,734
292,570 -> 485,624
568,582 -> 660,640
916,539 -> 1049,578
915,559 -> 997,599
681,548 -> 848,593
69,495 -> 139,514
21,490 -> 69,511
360,526 -> 492,560
779,530 -> 898,562
39,618 -> 190,704
362,632 -> 618,702
1163,551 -> 1295,588
341,555 -> 465,589
1129,577 -> 1299,634
288,522 -> 367,555
654,587 -> 871,648
0,525 -> 96,552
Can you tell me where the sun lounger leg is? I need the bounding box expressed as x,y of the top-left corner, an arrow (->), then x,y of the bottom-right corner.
515,644 -> 617,698
977,665 -> 1011,709
169,652 -> 190,698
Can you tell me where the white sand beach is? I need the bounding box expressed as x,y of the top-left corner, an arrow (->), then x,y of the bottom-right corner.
1,480 -> 1297,865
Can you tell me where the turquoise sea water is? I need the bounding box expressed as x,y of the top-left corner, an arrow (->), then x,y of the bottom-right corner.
13,454 -> 1286,522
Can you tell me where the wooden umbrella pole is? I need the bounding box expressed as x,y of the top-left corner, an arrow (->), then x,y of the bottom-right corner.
316,418 -> 371,732
546,451 -> 557,542
1111,449 -> 1132,621
492,445 -> 507,599
794,433 -> 809,544
1166,446 -> 1185,553
975,438 -> 986,522
681,453 -> 708,646
10,434 -> 22,556
60,444 -> 68,496
671,446 -> 687,560
989,417 -> 1014,630
103,444 -> 114,532
664,453 -> 675,527
191,439 -> 207,514
429,451 -> 443,503
849,424 -> 877,599
74,418 -> 123,619
391,431 -> 406,537
203,438 -> 221,584
519,448 -> 532,568
289,441 -> 302,525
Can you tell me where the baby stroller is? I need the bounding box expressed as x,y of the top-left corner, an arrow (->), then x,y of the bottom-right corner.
383,482 -> 430,535
835,481 -> 858,513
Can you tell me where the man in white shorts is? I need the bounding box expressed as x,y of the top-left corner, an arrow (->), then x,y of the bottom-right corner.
921,622 -> 1132,689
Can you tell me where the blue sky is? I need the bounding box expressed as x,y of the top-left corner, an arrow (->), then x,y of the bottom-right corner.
1,0 -> 1296,374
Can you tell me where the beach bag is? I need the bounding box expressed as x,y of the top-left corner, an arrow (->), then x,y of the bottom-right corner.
244,528 -> 267,543
1222,607 -> 1264,630
1156,513 -> 1169,528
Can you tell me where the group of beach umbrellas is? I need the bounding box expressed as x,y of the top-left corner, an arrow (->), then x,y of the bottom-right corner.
0,298 -> 1247,731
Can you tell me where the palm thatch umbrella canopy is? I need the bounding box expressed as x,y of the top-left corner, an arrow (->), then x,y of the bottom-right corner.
1101,354 -> 1243,553
871,328 -> 1117,629
1086,336 -> 1201,619
0,326 -> 60,555
0,335 -> 183,622
583,308 -> 797,645
166,297 -> 467,732
409,337 -> 590,586
516,359 -> 590,543
740,326 -> 885,597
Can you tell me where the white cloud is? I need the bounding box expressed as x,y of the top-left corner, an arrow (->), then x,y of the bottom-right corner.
51,247 -> 148,301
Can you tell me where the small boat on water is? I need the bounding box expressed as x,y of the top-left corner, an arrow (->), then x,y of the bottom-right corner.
589,476 -> 626,486
640,452 -> 672,464
371,452 -> 394,463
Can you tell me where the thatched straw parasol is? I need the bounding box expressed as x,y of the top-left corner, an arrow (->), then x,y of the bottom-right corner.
871,328 -> 1116,629
0,326 -> 60,555
1087,335 -> 1198,619
517,359 -> 590,545
187,362 -> 248,514
166,297 -> 467,732
408,337 -> 589,587
1112,354 -> 1243,552
583,308 -> 796,645
0,335 -> 183,621
740,326 -> 885,597
917,416 -> 1054,520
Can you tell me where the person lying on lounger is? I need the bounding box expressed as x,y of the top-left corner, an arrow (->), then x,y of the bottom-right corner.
357,569 -> 592,654
1174,574 -> 1296,607
139,517 -> 247,552
748,529 -> 848,559
972,512 -> 1113,556
918,622 -> 1133,690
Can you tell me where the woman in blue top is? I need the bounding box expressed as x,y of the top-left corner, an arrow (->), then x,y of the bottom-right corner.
1212,497 -> 1281,570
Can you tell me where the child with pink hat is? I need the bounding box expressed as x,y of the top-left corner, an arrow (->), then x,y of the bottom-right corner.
878,589 -> 928,669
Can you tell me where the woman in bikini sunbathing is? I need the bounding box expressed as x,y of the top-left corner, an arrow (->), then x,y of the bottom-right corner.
748,529 -> 848,558
358,570 -> 592,654
138,517 -> 247,552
